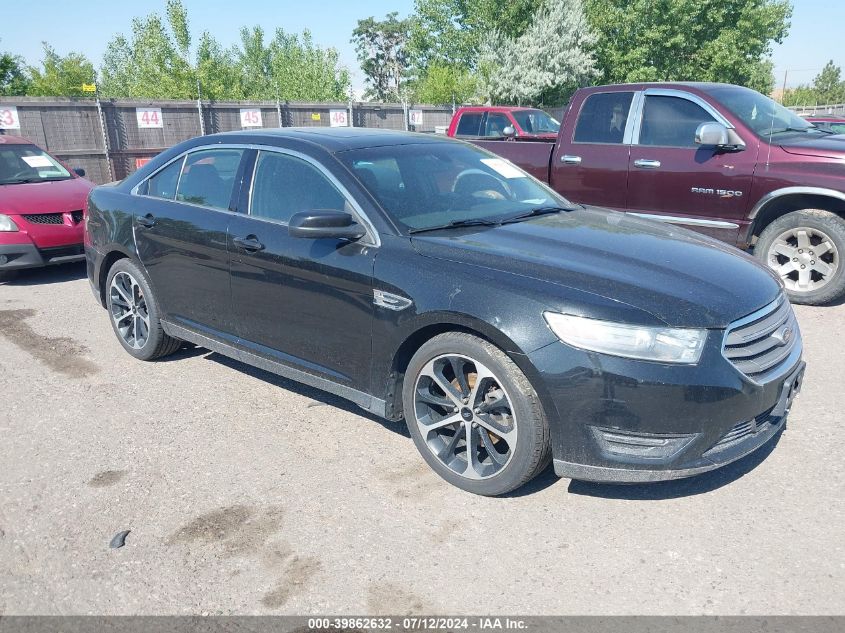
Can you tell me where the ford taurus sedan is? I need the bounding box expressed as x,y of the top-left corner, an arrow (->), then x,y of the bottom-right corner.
85,128 -> 805,495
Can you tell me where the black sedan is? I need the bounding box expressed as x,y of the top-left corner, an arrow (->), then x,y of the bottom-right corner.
85,128 -> 805,495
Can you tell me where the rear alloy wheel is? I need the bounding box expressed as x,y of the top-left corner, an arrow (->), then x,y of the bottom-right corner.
105,259 -> 181,361
403,332 -> 550,496
756,209 -> 845,305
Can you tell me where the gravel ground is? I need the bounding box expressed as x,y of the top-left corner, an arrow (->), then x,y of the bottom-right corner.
0,262 -> 843,615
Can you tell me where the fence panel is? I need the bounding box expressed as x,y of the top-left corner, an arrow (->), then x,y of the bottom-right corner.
0,97 -> 455,184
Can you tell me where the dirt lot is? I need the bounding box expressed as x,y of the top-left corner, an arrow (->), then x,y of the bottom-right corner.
0,262 -> 843,615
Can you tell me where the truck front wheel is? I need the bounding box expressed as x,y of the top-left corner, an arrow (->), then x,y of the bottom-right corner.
755,209 -> 845,305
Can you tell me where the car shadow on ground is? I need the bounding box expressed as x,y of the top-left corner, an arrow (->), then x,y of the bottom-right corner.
566,429 -> 784,500
199,350 -> 411,438
1,262 -> 87,287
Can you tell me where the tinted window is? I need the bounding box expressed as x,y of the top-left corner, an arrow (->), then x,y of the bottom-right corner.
176,149 -> 244,209
484,113 -> 511,137
455,112 -> 483,136
145,158 -> 183,200
574,92 -> 634,144
250,151 -> 346,224
337,142 -> 570,232
639,96 -> 715,147
511,109 -> 560,134
831,123 -> 845,134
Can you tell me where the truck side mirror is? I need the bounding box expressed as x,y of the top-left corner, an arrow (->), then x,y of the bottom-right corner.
502,125 -> 516,139
695,122 -> 730,147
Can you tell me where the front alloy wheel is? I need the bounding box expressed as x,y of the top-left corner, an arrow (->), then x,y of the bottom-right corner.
766,227 -> 839,294
414,354 -> 518,480
110,271 -> 150,349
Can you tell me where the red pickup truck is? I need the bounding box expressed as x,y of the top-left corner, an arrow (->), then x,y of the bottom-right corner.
447,105 -> 560,140
464,83 -> 845,305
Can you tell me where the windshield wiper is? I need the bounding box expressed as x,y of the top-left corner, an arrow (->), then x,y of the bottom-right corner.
500,205 -> 575,224
1,176 -> 71,185
768,126 -> 818,135
408,217 -> 502,234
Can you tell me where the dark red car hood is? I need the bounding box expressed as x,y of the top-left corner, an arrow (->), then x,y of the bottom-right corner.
779,133 -> 845,159
0,177 -> 94,214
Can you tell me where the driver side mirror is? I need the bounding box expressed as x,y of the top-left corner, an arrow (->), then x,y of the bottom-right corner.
502,125 -> 516,139
288,210 -> 366,241
695,122 -> 731,147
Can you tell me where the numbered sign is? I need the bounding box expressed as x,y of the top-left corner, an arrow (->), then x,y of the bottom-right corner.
409,109 -> 424,127
0,105 -> 21,129
240,108 -> 263,128
329,109 -> 348,127
136,107 -> 163,129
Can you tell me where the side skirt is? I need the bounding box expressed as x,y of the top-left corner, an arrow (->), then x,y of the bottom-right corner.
161,319 -> 387,418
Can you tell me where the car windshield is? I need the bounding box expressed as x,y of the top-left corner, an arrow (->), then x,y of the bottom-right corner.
336,142 -> 573,232
0,144 -> 72,185
707,85 -> 821,137
511,109 -> 560,134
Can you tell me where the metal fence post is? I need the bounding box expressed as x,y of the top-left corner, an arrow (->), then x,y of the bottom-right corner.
277,99 -> 283,127
403,101 -> 409,131
348,98 -> 354,128
94,91 -> 113,182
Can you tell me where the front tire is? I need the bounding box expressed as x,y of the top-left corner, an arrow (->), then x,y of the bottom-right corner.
756,209 -> 845,305
105,259 -> 181,361
402,332 -> 551,496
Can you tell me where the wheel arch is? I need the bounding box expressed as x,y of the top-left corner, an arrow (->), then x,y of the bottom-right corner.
750,188 -> 845,241
382,313 -> 552,422
96,247 -> 134,307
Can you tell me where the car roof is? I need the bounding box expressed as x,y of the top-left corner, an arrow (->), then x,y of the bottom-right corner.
201,127 -> 449,152
0,134 -> 36,145
457,106 -> 537,113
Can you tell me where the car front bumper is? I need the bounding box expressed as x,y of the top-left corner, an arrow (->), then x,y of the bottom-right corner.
527,335 -> 804,484
0,240 -> 85,271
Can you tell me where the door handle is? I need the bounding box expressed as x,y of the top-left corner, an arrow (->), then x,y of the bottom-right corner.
135,213 -> 155,228
561,154 -> 582,165
633,159 -> 661,169
233,235 -> 265,252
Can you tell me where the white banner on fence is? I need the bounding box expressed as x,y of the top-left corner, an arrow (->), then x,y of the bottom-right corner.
0,105 -> 21,129
136,107 -> 163,129
240,108 -> 263,127
409,109 -> 424,126
329,109 -> 349,127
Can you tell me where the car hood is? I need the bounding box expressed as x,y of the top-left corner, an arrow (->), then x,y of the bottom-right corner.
410,207 -> 782,328
0,177 -> 94,214
779,133 -> 845,159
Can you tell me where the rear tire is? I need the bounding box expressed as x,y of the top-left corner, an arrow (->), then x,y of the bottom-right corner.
105,259 -> 181,361
755,209 -> 845,305
402,332 -> 551,496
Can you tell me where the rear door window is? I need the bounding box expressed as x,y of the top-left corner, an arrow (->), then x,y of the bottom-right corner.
573,92 -> 634,144
175,149 -> 244,210
455,112 -> 483,136
483,113 -> 511,137
638,96 -> 716,147
145,158 -> 183,200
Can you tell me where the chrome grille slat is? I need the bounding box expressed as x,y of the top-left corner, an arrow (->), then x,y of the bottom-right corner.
722,295 -> 800,382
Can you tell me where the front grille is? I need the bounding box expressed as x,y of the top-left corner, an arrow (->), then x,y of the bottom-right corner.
71,210 -> 84,223
723,295 -> 800,381
22,213 -> 63,225
706,408 -> 777,455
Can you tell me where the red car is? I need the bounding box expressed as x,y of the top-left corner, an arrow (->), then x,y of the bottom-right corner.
0,135 -> 94,281
447,106 -> 561,140
805,115 -> 845,134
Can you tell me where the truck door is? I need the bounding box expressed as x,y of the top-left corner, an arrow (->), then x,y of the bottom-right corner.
550,90 -> 635,211
626,89 -> 757,244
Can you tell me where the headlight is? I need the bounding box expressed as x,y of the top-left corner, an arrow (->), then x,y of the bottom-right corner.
0,214 -> 19,232
543,312 -> 707,364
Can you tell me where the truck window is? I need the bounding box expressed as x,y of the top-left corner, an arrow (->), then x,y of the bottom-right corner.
456,112 -> 483,136
639,96 -> 716,148
573,92 -> 634,144
484,113 -> 511,137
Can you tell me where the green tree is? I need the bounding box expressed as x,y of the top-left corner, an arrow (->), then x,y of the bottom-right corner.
27,44 -> 95,97
811,61 -> 845,104
352,13 -> 410,101
268,29 -> 350,101
407,0 -> 538,71
585,0 -> 791,94
0,41 -> 30,96
480,0 -> 596,105
412,63 -> 477,104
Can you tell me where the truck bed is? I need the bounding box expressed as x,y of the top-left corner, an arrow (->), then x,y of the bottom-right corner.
470,139 -> 554,183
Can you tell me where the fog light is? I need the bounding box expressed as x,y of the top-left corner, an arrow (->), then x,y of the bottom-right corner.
0,255 -> 8,265
590,427 -> 697,461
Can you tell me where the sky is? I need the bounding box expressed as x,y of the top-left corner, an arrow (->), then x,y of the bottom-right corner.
1,0 -> 843,93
